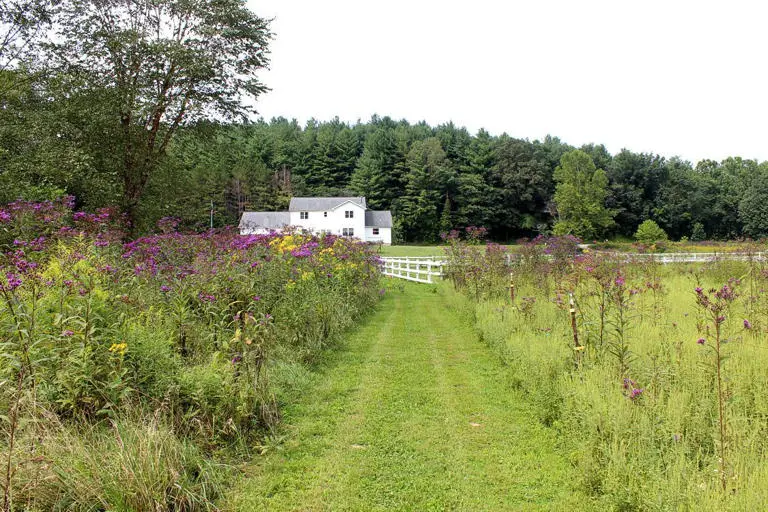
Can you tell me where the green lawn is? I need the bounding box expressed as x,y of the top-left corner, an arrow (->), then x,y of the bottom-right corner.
223,282 -> 596,511
375,245 -> 448,257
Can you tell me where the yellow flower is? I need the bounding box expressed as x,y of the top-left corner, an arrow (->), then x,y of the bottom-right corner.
108,342 -> 128,356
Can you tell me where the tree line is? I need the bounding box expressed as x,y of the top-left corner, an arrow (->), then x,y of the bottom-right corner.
88,116 -> 768,243
3,0 -> 768,242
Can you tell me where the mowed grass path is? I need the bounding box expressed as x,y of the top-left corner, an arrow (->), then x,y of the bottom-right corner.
224,283 -> 594,511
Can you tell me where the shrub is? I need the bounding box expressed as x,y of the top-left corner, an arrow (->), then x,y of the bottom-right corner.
634,219 -> 668,244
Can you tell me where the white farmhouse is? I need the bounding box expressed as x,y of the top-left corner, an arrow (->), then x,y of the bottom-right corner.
238,196 -> 393,244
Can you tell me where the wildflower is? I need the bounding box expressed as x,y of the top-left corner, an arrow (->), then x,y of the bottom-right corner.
630,388 -> 644,400
108,342 -> 128,356
0,210 -> 10,223
697,338 -> 706,345
252,295 -> 261,301
716,315 -> 726,324
160,285 -> 171,293
695,287 -> 703,294
62,330 -> 74,337
615,276 -> 625,287
232,354 -> 242,364
744,319 -> 752,329
4,273 -> 22,291
198,292 -> 216,302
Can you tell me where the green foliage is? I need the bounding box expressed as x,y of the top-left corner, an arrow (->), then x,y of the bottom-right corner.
41,0 -> 272,228
691,222 -> 706,241
738,173 -> 768,237
553,150 -> 615,239
634,219 -> 668,243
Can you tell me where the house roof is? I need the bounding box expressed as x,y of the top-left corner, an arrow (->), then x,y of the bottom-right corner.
289,197 -> 366,212
365,210 -> 392,228
238,212 -> 290,230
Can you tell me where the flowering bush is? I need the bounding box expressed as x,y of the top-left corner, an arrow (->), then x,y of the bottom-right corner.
0,198 -> 381,507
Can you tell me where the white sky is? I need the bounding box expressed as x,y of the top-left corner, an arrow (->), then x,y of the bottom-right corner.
247,0 -> 768,164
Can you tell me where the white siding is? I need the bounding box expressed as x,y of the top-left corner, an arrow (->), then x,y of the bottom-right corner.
288,201 -> 366,240
365,227 -> 392,244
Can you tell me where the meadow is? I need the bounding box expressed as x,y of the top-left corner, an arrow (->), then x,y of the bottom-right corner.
0,197 -> 381,510
444,235 -> 768,510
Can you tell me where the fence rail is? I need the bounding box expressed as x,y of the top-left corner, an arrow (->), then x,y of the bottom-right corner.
380,257 -> 445,284
503,251 -> 768,264
381,251 -> 768,284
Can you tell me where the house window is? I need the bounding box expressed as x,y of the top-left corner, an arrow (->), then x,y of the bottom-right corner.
324,211 -> 327,217
343,228 -> 354,237
372,228 -> 379,235
300,212 -> 308,220
345,210 -> 354,218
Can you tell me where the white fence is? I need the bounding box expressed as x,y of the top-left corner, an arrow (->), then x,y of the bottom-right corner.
380,252 -> 768,284
625,252 -> 768,263
380,257 -> 445,284
505,251 -> 768,264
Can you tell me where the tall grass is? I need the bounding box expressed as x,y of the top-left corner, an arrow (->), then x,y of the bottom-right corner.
448,238 -> 768,510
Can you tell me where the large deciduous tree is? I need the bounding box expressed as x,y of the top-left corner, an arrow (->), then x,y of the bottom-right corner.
44,0 -> 271,229
1,0 -> 51,73
553,149 -> 615,240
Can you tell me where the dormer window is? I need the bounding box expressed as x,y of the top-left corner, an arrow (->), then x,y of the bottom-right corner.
300,212 -> 308,220
345,210 -> 354,218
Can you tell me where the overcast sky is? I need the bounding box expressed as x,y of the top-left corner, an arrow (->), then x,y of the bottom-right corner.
246,0 -> 768,165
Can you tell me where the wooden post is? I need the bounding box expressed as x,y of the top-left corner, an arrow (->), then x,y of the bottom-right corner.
509,273 -> 515,302
569,293 -> 583,367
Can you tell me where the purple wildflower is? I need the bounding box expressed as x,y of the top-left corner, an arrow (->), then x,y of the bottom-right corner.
697,338 -> 706,345
160,285 -> 171,293
62,330 -> 74,337
744,319 -> 752,330
4,273 -> 22,291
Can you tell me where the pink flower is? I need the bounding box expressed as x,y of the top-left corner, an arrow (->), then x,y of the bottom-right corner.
697,338 -> 706,345
744,319 -> 752,330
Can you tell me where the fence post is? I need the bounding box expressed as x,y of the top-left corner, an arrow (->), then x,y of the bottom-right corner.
569,293 -> 583,367
509,273 -> 515,302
